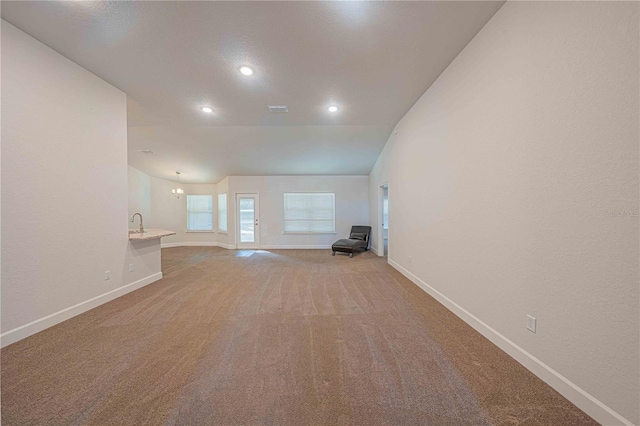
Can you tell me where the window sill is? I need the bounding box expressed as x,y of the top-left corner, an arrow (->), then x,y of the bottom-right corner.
218,231 -> 228,235
186,230 -> 215,233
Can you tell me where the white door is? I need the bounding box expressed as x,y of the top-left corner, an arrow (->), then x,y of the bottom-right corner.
236,193 -> 260,249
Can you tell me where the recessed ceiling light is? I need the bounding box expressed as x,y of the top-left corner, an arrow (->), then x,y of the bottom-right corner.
239,66 -> 254,76
201,106 -> 213,113
328,105 -> 339,112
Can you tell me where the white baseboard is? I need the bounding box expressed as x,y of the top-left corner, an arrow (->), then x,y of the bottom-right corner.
371,246 -> 379,255
161,242 -> 236,249
387,259 -> 633,426
258,245 -> 331,250
217,242 -> 236,249
161,242 -> 331,250
0,272 -> 162,348
162,242 -> 216,248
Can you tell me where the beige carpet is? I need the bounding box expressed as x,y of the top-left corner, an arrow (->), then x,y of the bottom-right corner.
2,247 -> 597,425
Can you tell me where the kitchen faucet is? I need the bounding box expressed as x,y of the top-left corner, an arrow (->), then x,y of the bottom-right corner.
130,213 -> 144,234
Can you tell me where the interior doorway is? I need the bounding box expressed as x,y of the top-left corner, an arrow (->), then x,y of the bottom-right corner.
236,193 -> 260,249
378,183 -> 389,257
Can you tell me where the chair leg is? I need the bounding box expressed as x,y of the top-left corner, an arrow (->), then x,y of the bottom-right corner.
332,251 -> 335,256
349,253 -> 353,258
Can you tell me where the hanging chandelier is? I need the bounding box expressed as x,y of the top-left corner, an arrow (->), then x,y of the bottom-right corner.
171,171 -> 184,198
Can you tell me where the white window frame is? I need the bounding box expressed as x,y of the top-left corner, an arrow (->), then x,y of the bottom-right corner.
283,192 -> 336,234
218,193 -> 228,233
186,194 -> 214,232
383,197 -> 389,230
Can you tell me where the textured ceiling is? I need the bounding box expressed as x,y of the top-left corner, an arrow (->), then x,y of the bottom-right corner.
2,1 -> 503,183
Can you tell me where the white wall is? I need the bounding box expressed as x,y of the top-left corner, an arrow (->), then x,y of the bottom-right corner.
369,3 -> 639,424
149,176 -> 217,246
229,176 -> 369,249
128,165 -> 151,222
127,174 -> 368,250
128,170 -> 229,247
1,21 -> 162,346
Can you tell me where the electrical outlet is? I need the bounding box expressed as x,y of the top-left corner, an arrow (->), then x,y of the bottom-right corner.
129,263 -> 135,272
527,315 -> 536,333
104,270 -> 111,281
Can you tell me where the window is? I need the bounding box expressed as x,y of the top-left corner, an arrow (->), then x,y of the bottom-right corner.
187,195 -> 213,231
383,197 -> 389,230
284,193 -> 335,233
218,193 -> 228,233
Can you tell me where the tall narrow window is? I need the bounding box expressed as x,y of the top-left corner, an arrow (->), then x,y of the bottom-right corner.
383,197 -> 389,230
218,193 -> 228,232
186,195 -> 213,231
284,193 -> 335,233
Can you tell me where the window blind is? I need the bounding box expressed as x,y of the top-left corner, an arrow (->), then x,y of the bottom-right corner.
218,193 -> 228,232
283,193 -> 335,233
187,195 -> 213,231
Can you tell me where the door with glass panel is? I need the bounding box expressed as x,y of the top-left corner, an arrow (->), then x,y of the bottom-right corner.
236,193 -> 260,249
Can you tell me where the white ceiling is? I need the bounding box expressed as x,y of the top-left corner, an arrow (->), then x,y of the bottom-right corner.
2,1 -> 503,183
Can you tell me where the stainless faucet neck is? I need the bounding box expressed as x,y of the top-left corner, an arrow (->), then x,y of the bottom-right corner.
130,213 -> 144,234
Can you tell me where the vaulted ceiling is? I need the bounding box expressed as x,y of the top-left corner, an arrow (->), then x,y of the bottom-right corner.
2,1 -> 503,183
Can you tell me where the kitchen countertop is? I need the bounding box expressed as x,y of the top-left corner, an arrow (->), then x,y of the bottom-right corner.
128,229 -> 176,241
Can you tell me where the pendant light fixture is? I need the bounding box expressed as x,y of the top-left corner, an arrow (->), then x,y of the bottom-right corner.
171,171 -> 184,198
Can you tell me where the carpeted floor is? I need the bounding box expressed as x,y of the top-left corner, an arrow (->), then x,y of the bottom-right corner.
2,247 -> 597,425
